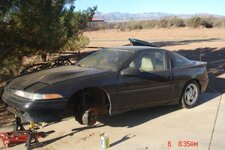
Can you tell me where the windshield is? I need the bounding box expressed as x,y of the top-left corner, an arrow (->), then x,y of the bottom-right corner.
76,49 -> 134,70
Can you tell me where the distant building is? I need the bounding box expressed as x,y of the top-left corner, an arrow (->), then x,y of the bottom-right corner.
92,18 -> 105,22
87,15 -> 107,30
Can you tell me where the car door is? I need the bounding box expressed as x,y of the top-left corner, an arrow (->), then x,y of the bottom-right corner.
117,49 -> 174,110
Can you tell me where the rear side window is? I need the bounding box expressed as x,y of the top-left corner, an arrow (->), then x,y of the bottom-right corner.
128,49 -> 167,72
172,52 -> 193,68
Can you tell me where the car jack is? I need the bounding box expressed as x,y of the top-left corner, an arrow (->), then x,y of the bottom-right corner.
0,117 -> 46,150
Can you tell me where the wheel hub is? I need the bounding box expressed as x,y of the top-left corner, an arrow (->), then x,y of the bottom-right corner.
184,83 -> 198,106
82,108 -> 98,126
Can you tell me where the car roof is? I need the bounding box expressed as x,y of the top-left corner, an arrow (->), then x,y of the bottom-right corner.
105,46 -> 163,52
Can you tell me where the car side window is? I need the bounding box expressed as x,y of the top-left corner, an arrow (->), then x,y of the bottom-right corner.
172,52 -> 193,68
128,50 -> 167,73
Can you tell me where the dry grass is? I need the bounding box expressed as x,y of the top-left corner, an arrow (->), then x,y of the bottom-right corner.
84,28 -> 225,50
85,28 -> 225,41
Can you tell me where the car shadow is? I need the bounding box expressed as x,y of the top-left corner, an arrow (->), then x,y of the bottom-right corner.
98,91 -> 218,128
110,134 -> 136,148
176,47 -> 225,93
86,38 -> 222,48
98,105 -> 179,128
29,91 -> 219,149
151,38 -> 221,47
31,123 -> 105,149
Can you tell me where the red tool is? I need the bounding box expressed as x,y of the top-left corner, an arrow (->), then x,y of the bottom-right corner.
0,131 -> 28,147
0,117 -> 46,150
0,131 -> 45,148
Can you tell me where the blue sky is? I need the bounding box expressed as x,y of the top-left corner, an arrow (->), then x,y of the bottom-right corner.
74,0 -> 225,15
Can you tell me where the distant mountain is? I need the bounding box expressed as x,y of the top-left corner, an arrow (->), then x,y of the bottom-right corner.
94,12 -> 224,22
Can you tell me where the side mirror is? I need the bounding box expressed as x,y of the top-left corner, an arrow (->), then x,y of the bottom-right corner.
120,67 -> 140,76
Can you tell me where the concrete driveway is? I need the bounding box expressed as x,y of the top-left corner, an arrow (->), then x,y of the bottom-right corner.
2,92 -> 224,150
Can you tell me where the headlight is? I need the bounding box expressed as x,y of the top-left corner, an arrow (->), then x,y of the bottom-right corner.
13,90 -> 63,100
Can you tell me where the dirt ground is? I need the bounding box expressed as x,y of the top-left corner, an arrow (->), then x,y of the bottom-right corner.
84,28 -> 225,48
85,28 -> 225,40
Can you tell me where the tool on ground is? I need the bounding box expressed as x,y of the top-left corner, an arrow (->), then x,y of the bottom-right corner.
0,116 -> 46,150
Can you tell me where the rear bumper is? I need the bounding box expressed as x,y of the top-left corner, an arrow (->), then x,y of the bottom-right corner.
199,79 -> 209,93
2,90 -> 68,123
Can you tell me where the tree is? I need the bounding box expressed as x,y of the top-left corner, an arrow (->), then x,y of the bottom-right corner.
0,0 -> 96,81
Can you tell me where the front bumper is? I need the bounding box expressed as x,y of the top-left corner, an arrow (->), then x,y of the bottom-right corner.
2,89 -> 68,123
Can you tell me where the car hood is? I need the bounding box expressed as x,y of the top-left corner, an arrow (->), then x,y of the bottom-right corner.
8,66 -> 110,91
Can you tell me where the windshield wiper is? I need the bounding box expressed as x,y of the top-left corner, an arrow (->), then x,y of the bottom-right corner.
76,64 -> 113,71
92,66 -> 114,71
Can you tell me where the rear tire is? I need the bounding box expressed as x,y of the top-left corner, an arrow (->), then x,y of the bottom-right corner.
180,81 -> 200,109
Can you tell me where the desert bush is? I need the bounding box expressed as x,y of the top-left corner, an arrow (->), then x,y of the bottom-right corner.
203,16 -> 225,28
212,19 -> 223,27
119,26 -> 126,31
141,20 -> 158,29
118,23 -> 127,31
168,17 -> 185,27
130,22 -> 143,30
216,18 -> 225,28
222,19 -> 225,28
187,17 -> 213,28
118,21 -> 143,31
86,16 -> 225,31
130,22 -> 142,30
115,23 -> 122,29
157,19 -> 169,28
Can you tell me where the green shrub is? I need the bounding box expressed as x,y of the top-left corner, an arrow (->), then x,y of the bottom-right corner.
62,35 -> 89,52
0,1 -> 96,82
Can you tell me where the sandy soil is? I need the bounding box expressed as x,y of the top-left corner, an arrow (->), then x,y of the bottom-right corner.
84,28 -> 225,50
84,28 -> 225,41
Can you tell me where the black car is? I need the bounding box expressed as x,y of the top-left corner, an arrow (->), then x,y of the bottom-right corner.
2,46 -> 209,126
